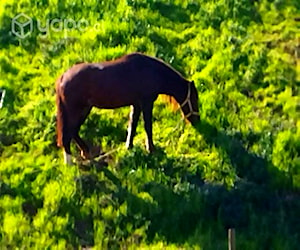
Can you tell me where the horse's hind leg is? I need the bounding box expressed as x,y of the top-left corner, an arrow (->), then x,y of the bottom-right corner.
62,126 -> 73,165
72,106 -> 100,159
61,105 -> 90,164
74,133 -> 101,160
141,100 -> 155,153
74,134 -> 90,158
72,106 -> 90,153
126,104 -> 141,149
57,94 -> 73,164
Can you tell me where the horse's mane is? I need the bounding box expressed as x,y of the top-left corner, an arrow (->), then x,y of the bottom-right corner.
159,95 -> 179,111
148,55 -> 183,111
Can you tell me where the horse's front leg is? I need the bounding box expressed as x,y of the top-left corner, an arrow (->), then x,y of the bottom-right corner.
141,101 -> 155,153
126,104 -> 141,149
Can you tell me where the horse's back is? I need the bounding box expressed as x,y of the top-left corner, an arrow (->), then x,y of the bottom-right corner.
55,52 -> 184,108
58,53 -> 162,87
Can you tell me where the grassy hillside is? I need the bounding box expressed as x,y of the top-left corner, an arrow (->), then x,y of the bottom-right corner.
0,0 -> 299,249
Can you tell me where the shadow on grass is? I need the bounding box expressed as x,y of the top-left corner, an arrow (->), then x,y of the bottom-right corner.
149,1 -> 191,23
109,151 -> 300,249
195,120 -> 292,188
79,112 -> 127,148
1,150 -> 299,249
1,117 -> 299,249
102,120 -> 299,248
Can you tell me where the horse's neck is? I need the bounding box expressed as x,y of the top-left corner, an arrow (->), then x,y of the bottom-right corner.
163,78 -> 187,105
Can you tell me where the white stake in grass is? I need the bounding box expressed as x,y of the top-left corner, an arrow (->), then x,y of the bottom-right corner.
0,89 -> 5,109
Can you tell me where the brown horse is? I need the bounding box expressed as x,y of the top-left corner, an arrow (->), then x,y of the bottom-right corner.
56,52 -> 200,164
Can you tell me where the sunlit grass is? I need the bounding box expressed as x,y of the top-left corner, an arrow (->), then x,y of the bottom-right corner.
0,0 -> 299,249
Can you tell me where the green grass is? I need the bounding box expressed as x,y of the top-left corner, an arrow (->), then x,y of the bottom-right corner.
0,0 -> 300,249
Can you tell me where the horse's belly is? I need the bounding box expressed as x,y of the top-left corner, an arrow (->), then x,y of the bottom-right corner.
93,102 -> 132,109
90,95 -> 135,109
87,81 -> 143,108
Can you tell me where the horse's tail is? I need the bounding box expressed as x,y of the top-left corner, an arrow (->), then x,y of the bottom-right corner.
56,75 -> 66,148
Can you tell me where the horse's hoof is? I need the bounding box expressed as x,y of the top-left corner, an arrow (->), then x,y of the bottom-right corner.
80,150 -> 89,160
64,152 -> 73,165
146,145 -> 155,153
81,145 -> 102,160
91,145 -> 101,158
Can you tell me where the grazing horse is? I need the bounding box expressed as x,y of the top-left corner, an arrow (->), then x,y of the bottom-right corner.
56,52 -> 200,164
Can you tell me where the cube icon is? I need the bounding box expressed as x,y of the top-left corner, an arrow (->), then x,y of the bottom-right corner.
11,13 -> 33,39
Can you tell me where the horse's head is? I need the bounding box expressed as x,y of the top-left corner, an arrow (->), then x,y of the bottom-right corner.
181,80 -> 200,126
